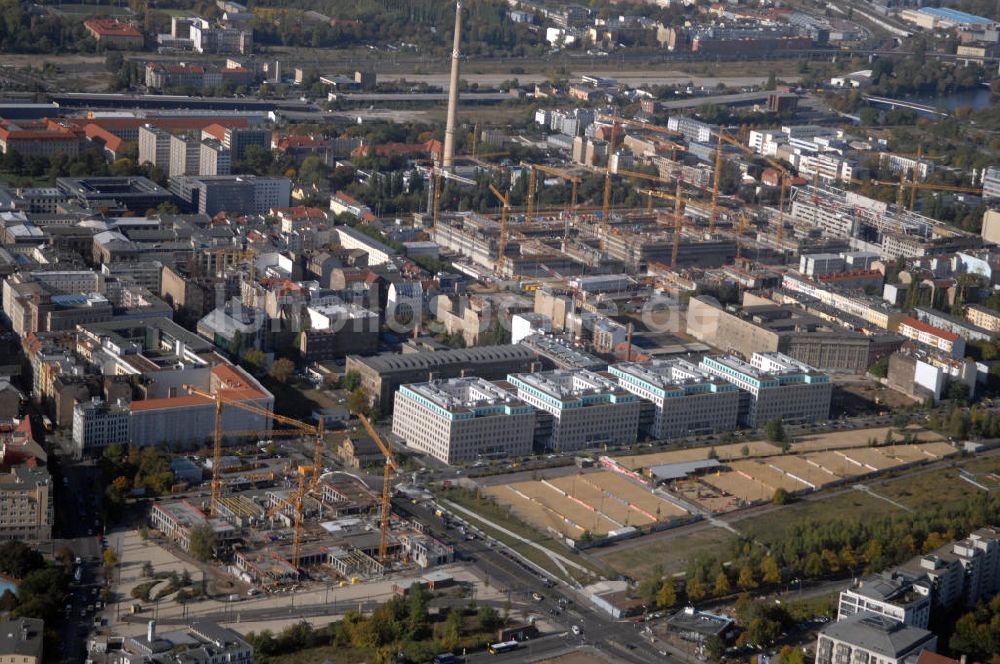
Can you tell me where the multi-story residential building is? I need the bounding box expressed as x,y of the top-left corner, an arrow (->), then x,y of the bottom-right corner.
199,138 -> 231,176
666,116 -> 717,144
392,377 -> 536,464
168,133 -> 202,177
506,369 -> 640,451
609,359 -> 740,439
201,124 -> 269,161
699,352 -> 832,428
983,166 -> 1000,201
346,345 -> 536,413
335,226 -> 397,265
300,300 -> 379,362
138,125 -> 173,171
964,304 -> 1000,333
838,573 -> 932,628
330,191 -> 375,221
72,398 -> 131,453
169,175 -> 290,215
189,17 -> 253,54
0,465 -> 52,542
0,619 -> 44,663
913,307 -> 993,343
815,615 -> 937,664
897,316 -> 966,357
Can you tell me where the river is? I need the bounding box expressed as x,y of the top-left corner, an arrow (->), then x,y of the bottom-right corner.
902,86 -> 993,111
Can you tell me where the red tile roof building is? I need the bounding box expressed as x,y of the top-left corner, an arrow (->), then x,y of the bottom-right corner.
84,19 -> 145,49
0,119 -> 84,158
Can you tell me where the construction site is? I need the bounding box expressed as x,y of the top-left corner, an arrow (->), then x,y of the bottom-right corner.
147,388 -> 452,589
476,426 -> 958,544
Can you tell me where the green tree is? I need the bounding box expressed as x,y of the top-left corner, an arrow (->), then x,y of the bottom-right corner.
477,605 -> 502,632
188,524 -> 217,562
656,577 -> 677,609
737,565 -> 757,590
765,418 -> 788,448
780,645 -> 806,664
713,570 -> 731,596
347,387 -> 372,417
869,356 -> 890,378
268,357 -> 295,383
686,576 -> 706,602
772,487 -> 789,505
242,349 -> 267,373
342,370 -> 362,391
760,557 -> 781,585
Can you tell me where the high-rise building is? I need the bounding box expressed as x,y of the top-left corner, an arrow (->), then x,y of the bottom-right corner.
138,125 -> 172,171
199,139 -> 231,176
168,133 -> 201,177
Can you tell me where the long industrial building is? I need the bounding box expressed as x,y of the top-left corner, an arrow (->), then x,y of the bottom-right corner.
345,345 -> 537,413
686,295 -> 895,373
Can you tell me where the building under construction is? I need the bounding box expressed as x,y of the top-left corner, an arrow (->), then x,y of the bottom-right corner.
150,470 -> 453,588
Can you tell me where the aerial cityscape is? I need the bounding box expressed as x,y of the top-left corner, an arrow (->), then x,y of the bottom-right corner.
0,0 -> 998,662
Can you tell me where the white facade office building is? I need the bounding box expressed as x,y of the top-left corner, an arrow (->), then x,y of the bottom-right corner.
506,369 -> 640,452
609,359 -> 739,440
837,573 -> 932,629
699,352 -> 831,428
392,377 -> 535,464
815,615 -> 936,664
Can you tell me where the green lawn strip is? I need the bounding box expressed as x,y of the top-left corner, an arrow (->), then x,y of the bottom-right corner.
440,489 -> 608,581
595,526 -> 738,578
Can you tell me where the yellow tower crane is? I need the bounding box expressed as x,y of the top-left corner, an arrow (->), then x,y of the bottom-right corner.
181,384 -> 325,520
489,183 -> 511,275
357,414 -> 399,563
521,162 -> 583,225
264,464 -> 316,570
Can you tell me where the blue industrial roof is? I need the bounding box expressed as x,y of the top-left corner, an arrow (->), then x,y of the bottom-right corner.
918,7 -> 993,24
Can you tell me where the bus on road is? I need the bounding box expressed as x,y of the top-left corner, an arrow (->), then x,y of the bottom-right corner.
488,641 -> 519,655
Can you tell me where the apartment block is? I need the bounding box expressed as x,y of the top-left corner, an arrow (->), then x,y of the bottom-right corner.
699,352 -> 832,428
838,573 -> 932,628
897,316 -> 966,358
138,125 -> 173,171
168,132 -> 202,177
0,465 -> 52,542
199,139 -> 231,176
609,359 -> 739,439
964,304 -> 1000,333
506,369 -> 640,452
815,615 -> 936,664
391,377 -> 536,464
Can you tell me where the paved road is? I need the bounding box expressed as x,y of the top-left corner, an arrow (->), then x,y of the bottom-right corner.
48,442 -> 107,664
395,500 -> 684,664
